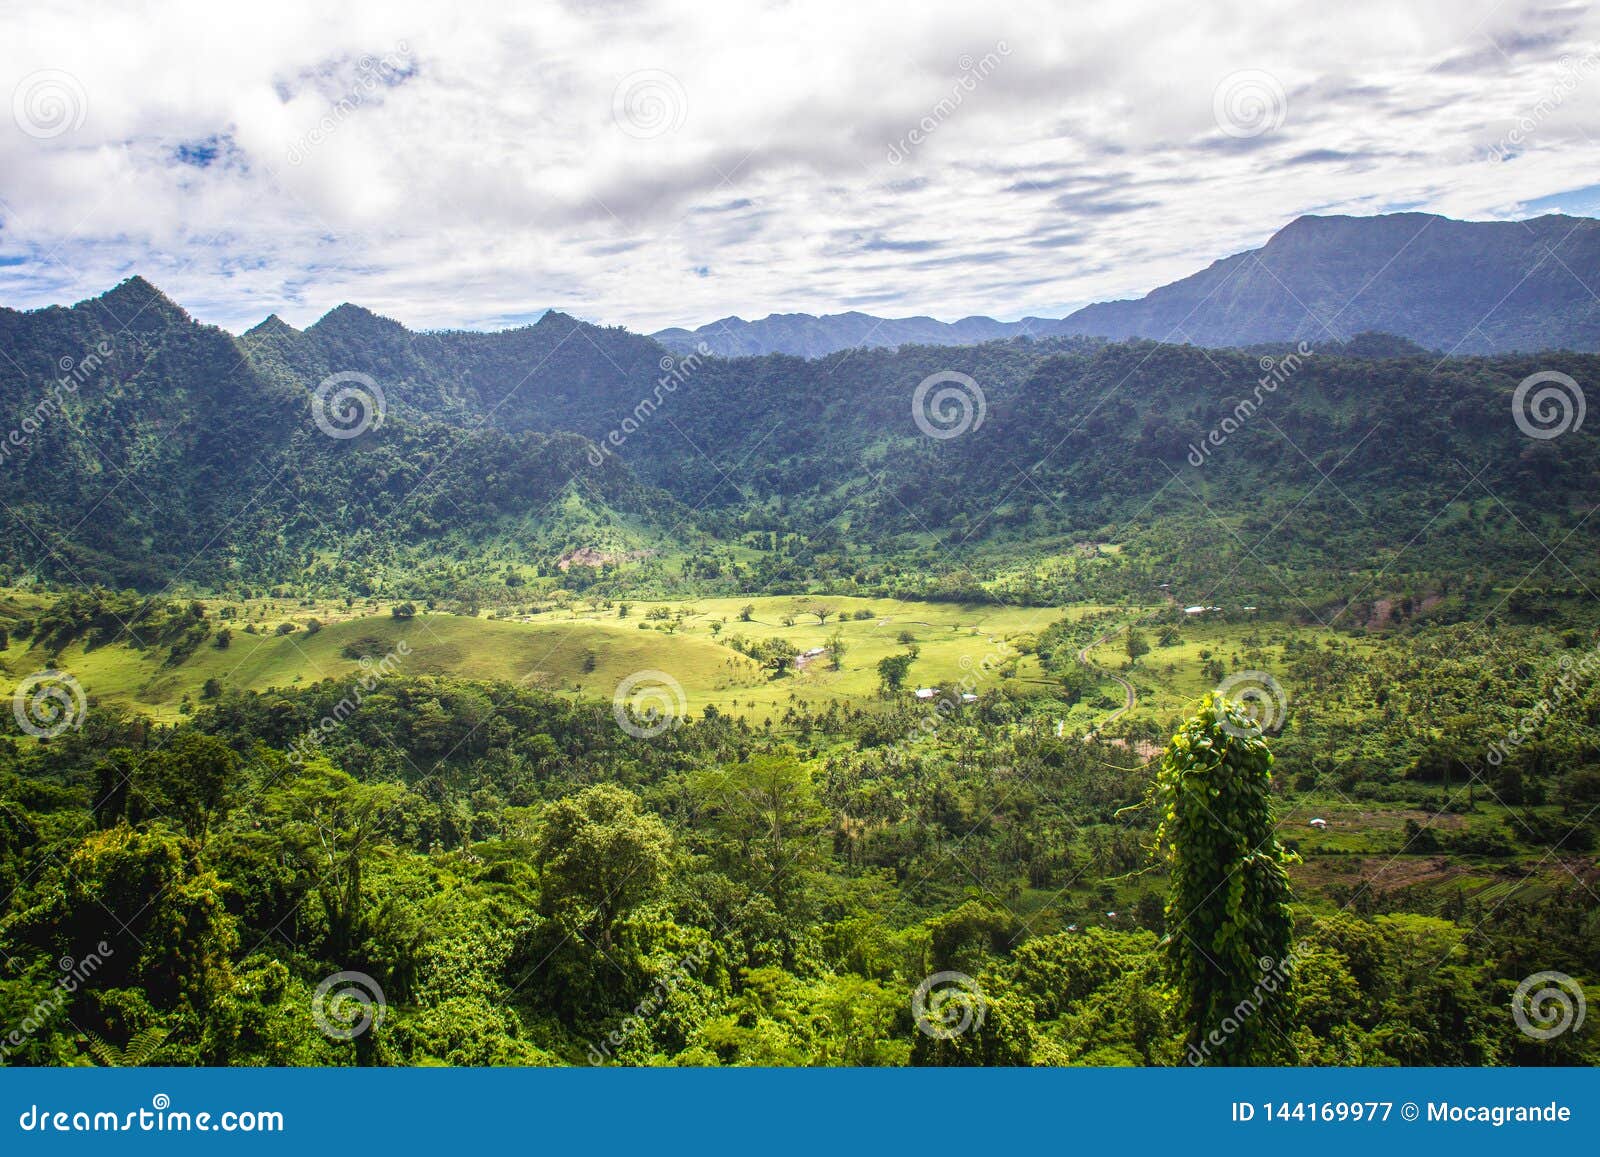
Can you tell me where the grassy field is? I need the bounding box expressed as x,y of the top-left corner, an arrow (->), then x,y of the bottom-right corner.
0,591 -> 1384,733
0,592 -> 1117,723
3,587 -> 1578,915
1076,611 -> 1385,725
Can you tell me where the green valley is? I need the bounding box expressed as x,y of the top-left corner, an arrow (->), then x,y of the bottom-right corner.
2,231 -> 1598,1069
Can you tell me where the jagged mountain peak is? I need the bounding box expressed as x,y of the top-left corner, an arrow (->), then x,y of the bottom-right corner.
308,302 -> 409,335
246,313 -> 301,337
81,275 -> 191,331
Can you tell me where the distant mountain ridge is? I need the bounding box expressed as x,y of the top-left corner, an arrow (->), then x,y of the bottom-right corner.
655,212 -> 1600,358
652,311 -> 1059,359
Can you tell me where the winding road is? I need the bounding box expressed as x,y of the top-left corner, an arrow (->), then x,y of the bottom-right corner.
1077,621 -> 1137,727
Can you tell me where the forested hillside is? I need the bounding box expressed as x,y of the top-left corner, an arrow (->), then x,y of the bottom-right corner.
3,278 -> 1599,620
0,280 -> 684,591
7,0 -> 1599,1090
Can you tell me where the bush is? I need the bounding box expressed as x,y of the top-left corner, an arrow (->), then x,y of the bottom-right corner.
341,635 -> 386,660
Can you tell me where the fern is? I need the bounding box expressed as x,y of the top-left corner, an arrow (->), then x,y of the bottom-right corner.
83,1026 -> 170,1067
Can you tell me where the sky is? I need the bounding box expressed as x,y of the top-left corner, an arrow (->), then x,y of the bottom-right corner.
2,0 -> 1599,335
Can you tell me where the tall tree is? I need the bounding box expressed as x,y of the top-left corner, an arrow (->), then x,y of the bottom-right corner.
262,758 -> 404,963
534,783 -> 672,951
690,755 -> 826,941
826,628 -> 846,672
877,653 -> 914,694
1155,693 -> 1294,1064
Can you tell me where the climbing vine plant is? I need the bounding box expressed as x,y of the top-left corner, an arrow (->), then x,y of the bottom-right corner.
1155,692 -> 1295,1064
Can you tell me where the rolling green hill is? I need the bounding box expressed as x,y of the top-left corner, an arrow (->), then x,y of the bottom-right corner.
0,593 -> 1070,724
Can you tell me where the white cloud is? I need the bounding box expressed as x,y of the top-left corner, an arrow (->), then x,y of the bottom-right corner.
1,0 -> 1597,333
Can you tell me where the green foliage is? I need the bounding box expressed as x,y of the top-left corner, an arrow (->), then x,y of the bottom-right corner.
86,1025 -> 171,1067
1155,693 -> 1295,1064
4,280 -> 1600,626
877,652 -> 914,694
261,759 -> 406,961
0,623 -> 1594,1068
535,784 -> 672,951
826,628 -> 846,672
95,733 -> 240,836
689,756 -> 825,936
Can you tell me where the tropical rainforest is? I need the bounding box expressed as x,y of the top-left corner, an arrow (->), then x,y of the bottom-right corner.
0,269 -> 1596,1067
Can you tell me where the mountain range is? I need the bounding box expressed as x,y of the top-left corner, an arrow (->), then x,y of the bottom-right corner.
651,312 -> 1054,359
0,211 -> 1598,616
655,213 -> 1600,358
